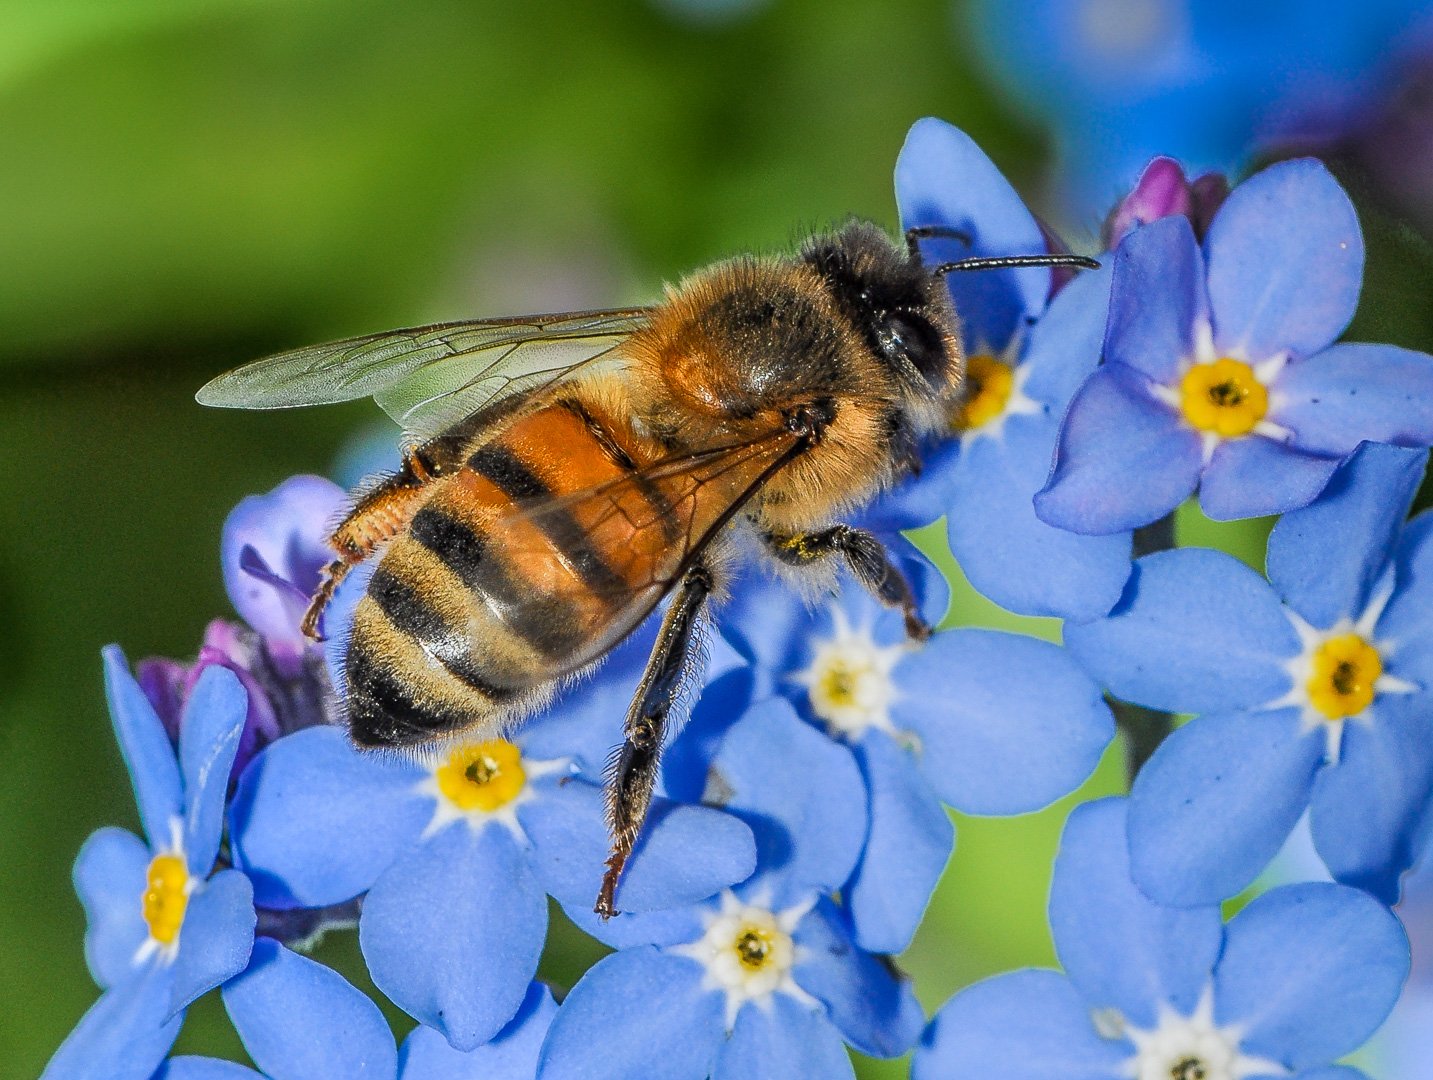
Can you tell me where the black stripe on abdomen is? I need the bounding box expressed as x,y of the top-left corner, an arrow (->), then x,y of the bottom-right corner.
366,566 -> 520,698
467,443 -> 630,595
408,504 -> 588,658
344,644 -> 469,747
555,399 -> 681,545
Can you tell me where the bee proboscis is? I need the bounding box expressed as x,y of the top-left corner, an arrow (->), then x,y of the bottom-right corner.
198,220 -> 1095,915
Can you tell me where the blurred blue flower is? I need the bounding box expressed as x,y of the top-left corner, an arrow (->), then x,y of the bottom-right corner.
149,940 -> 556,1080
966,0 -> 1433,213
888,116 -> 1132,620
913,797 -> 1410,1080
46,652 -> 256,1080
538,700 -> 924,1080
229,703 -> 755,1052
1374,840 -> 1433,1077
1066,443 -> 1433,905
1039,158 -> 1433,532
719,559 -> 1115,953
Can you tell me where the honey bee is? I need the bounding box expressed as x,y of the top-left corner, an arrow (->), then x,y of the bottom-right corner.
198,220 -> 1094,915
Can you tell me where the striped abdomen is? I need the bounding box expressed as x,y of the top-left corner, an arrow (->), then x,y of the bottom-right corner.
344,397 -> 766,747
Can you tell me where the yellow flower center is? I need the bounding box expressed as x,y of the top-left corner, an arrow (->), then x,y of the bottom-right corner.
732,926 -> 775,971
951,353 -> 1014,432
435,739 -> 527,812
142,853 -> 190,945
1307,634 -> 1383,720
1179,358 -> 1268,437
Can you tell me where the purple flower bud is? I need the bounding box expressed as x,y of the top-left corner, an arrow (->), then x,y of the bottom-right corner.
1102,157 -> 1228,249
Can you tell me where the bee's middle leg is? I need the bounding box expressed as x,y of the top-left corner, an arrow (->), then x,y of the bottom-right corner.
763,525 -> 932,641
596,560 -> 714,918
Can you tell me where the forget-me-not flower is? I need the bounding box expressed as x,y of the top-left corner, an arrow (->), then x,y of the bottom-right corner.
1038,157 -> 1433,532
46,652 -> 256,1080
888,116 -> 1131,620
719,558 -> 1115,954
1067,443 -> 1433,905
913,797 -> 1410,1080
538,700 -> 924,1080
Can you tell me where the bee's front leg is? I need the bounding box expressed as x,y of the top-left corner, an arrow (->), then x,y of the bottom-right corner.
763,524 -> 931,641
302,432 -> 469,640
596,560 -> 714,918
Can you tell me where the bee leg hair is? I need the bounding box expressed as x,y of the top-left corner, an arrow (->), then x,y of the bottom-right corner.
763,525 -> 931,641
595,559 -> 714,918
301,431 -> 470,640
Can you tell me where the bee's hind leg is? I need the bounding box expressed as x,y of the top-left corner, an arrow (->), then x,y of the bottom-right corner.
596,560 -> 715,918
763,525 -> 932,641
302,431 -> 470,640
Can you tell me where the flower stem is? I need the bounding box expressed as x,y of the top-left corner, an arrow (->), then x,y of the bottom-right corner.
1116,512 -> 1178,786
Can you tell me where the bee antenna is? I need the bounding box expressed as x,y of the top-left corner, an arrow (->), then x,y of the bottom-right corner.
933,253 -> 1101,275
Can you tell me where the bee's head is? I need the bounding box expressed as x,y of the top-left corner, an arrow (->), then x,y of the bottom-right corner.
801,220 -> 964,408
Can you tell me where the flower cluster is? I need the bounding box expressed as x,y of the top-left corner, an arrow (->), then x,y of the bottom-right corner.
46,113 -> 1433,1080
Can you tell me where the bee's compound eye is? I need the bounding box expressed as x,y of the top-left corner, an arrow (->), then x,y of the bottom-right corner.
884,312 -> 950,390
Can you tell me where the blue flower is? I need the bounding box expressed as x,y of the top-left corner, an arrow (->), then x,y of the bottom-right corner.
537,701 -> 925,1080
229,702 -> 755,1052
890,116 -> 1132,620
1037,158 -> 1433,532
149,939 -> 556,1079
1066,443 -> 1433,905
221,474 -> 347,668
965,0 -> 1433,212
913,797 -> 1410,1080
718,558 -> 1116,953
46,651 -> 256,1080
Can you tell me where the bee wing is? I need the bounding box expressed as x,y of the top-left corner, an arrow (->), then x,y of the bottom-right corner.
495,427 -> 802,606
196,307 -> 654,439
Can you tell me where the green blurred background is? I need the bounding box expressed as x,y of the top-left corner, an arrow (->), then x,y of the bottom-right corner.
2,1 -> 1427,1077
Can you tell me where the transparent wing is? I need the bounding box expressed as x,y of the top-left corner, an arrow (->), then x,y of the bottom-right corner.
196,307 -> 653,438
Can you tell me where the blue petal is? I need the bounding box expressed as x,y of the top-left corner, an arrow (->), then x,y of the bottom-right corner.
536,948 -> 723,1080
1020,260 -> 1114,410
42,966 -> 181,1080
1198,436 -> 1342,522
154,1058 -> 264,1080
178,667 -> 248,876
702,697 -> 865,902
1204,159 -> 1363,361
912,970 -> 1127,1080
1274,344 -> 1433,456
1128,710 -> 1325,905
896,629 -> 1114,813
222,938 -> 397,1080
1064,549 -> 1299,714
228,726 -> 430,909
1378,512 -> 1433,685
1104,216 -> 1207,384
1035,364 -> 1204,535
854,434 -> 962,536
1292,1070 -> 1370,1080
558,898 -> 709,953
520,776 -> 755,914
1267,442 -> 1426,627
399,982 -> 555,1080
221,475 -> 347,646
660,666 -> 758,804
1308,698 -> 1433,905
168,868 -> 255,1017
1050,799 -> 1223,1029
360,824 -> 544,1051
947,417 -> 1132,620
843,735 -> 952,955
75,827 -> 151,991
103,646 -> 183,851
714,995 -> 854,1080
895,117 -> 1047,350
791,898 -> 925,1057
1214,883 -> 1409,1068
